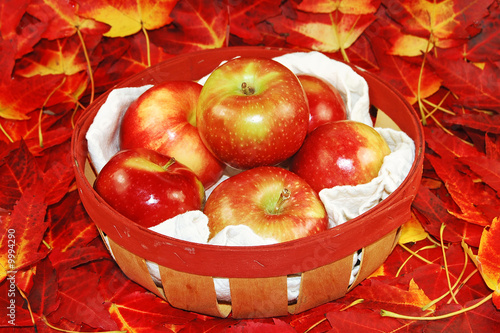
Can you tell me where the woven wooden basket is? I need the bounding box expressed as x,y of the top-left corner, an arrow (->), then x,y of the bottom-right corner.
72,47 -> 424,319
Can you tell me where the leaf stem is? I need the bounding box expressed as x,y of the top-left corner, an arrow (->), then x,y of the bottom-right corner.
0,122 -> 14,143
141,22 -> 151,67
440,224 -> 459,304
16,286 -> 36,329
340,298 -> 364,311
447,269 -> 479,305
39,76 -> 67,148
398,243 -> 434,265
417,33 -> 434,125
422,239 -> 469,310
396,244 -> 438,277
304,317 -> 327,333
422,92 -> 455,116
381,293 -> 493,321
76,26 -> 95,105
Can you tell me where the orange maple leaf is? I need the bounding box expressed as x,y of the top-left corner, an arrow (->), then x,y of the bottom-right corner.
295,0 -> 380,15
27,0 -> 110,40
15,36 -> 90,77
464,217 -> 500,309
384,0 -> 493,48
269,9 -> 376,54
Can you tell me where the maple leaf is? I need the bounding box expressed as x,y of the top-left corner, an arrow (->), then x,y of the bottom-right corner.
268,6 -> 376,54
295,0 -> 381,14
412,186 -> 484,247
426,48 -> 500,113
365,34 -> 441,105
398,213 -> 429,244
149,0 -> 229,53
342,33 -> 379,70
443,113 -> 500,135
459,155 -> 500,194
369,8 -> 432,57
45,191 -> 101,254
426,154 -> 491,227
0,2 -> 46,60
28,257 -> 60,316
77,0 -> 178,37
26,0 -> 110,40
107,291 -> 198,332
50,267 -> 119,330
382,0 -> 493,48
0,140 -> 40,209
326,306 -> 424,332
14,34 -> 101,77
0,176 -> 49,283
0,279 -> 35,327
93,33 -> 174,86
226,318 -> 298,332
465,1 -> 500,62
466,218 -> 500,309
227,0 -> 282,44
0,108 -> 70,146
347,279 -> 435,316
0,74 -> 67,122
424,299 -> 500,332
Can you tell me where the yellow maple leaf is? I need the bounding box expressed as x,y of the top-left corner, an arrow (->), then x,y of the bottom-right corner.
78,0 -> 178,37
399,214 -> 428,244
296,0 -> 380,15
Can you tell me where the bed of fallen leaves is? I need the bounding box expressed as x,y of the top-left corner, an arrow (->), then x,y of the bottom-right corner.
1,0 -> 499,332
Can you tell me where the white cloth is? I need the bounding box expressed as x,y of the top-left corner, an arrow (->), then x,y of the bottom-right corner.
86,85 -> 153,173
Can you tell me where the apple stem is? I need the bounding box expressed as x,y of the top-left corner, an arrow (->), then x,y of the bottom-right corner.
275,188 -> 291,213
161,157 -> 176,170
241,82 -> 255,95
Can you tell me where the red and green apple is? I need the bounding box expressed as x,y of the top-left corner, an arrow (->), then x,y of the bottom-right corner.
290,120 -> 391,193
120,80 -> 225,188
204,166 -> 328,243
297,74 -> 347,133
196,57 -> 309,170
94,148 -> 205,228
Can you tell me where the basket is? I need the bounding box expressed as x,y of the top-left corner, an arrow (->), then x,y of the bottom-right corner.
71,47 -> 424,319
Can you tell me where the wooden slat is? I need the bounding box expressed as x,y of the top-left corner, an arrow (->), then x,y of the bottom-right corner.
107,238 -> 165,298
159,266 -> 231,318
229,275 -> 288,318
290,253 -> 354,314
349,228 -> 398,290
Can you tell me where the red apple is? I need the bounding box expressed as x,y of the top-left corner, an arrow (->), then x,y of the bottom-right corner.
120,80 -> 225,188
94,148 -> 205,228
196,57 -> 309,170
289,120 -> 391,193
204,166 -> 328,243
297,74 -> 347,133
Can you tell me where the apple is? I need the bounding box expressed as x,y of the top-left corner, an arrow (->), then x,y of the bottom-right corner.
120,80 -> 225,188
94,148 -> 205,228
204,166 -> 328,243
196,57 -> 309,170
289,120 -> 391,193
297,74 -> 347,133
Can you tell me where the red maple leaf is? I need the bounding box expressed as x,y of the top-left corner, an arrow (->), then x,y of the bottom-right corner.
26,0 -> 110,40
426,49 -> 500,112
465,1 -> 500,62
227,0 -> 283,45
382,0 -> 493,47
